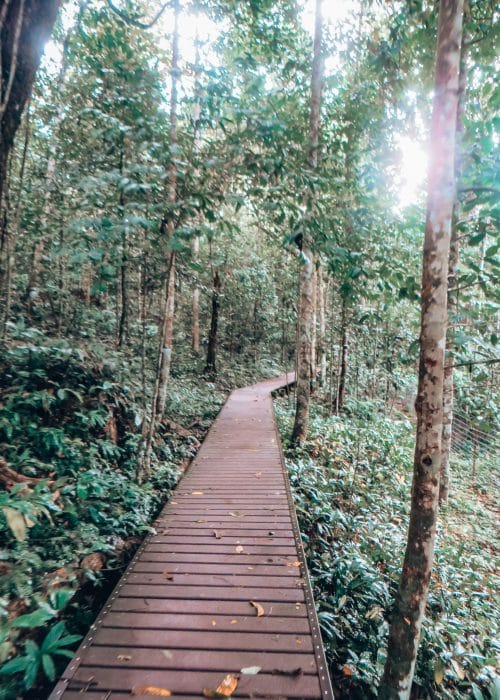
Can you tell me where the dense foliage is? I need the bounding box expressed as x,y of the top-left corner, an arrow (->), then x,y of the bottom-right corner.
0,332 -> 227,697
276,399 -> 499,700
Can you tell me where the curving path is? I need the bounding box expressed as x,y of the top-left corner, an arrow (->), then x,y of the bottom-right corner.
49,374 -> 333,699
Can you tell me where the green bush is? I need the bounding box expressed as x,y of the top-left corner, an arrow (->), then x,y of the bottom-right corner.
276,399 -> 499,699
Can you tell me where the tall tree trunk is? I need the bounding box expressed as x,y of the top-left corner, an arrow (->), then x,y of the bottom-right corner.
317,263 -> 327,387
204,271 -> 221,377
440,27 -> 467,505
117,137 -> 128,349
0,0 -> 61,211
141,1 -> 180,480
310,259 -> 317,384
337,297 -> 348,413
378,2 -> 464,697
291,0 -> 324,445
153,0 -> 180,422
191,235 -> 200,354
2,101 -> 29,333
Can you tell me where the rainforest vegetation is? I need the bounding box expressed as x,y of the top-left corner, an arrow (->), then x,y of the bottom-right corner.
0,0 -> 498,698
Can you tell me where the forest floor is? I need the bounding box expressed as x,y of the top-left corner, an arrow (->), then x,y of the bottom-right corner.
275,396 -> 499,700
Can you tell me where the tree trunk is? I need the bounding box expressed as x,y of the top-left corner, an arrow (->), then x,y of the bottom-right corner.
140,0 -> 181,481
0,0 -> 61,209
317,264 -> 327,387
440,27 -> 467,505
291,0 -> 324,446
117,138 -> 128,349
337,298 -> 348,413
310,259 -> 317,385
2,102 -> 29,333
204,271 -> 221,378
191,235 -> 200,354
155,253 -> 176,418
152,0 -> 180,423
378,2 -> 464,697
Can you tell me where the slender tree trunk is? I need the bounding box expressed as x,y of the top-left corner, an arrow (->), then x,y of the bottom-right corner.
291,0 -> 324,445
155,255 -> 176,417
337,298 -> 348,413
204,271 -> 221,377
191,235 -> 200,353
117,138 -> 128,348
153,0 -> 180,423
310,259 -> 317,385
440,28 -> 467,505
140,1 -> 181,481
317,264 -> 327,387
378,2 -> 464,697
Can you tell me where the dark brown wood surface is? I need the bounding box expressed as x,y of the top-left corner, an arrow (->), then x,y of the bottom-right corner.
49,374 -> 333,699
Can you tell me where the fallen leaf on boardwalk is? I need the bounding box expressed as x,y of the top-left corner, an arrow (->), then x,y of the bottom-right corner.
163,572 -> 174,580
162,650 -> 173,659
241,666 -> 261,675
271,667 -> 303,677
192,491 -> 204,495
230,619 -> 238,624
196,518 -> 206,523
132,687 -> 172,697
203,673 -> 239,698
211,620 -> 217,626
249,600 -> 265,617
342,665 -> 354,677
255,472 -> 262,477
170,501 -> 177,504
213,530 -> 222,539
117,654 -> 131,661
235,545 -> 244,554
287,561 -> 301,568
228,510 -> 245,518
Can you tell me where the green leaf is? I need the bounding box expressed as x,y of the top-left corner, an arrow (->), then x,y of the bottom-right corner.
11,608 -> 55,628
471,684 -> 484,700
41,654 -> 56,681
49,589 -> 75,611
23,656 -> 40,690
41,622 -> 65,652
0,655 -> 30,674
56,634 -> 82,647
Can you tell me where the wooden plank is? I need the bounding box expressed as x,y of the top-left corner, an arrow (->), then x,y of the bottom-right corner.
92,628 -> 313,652
119,584 -> 305,602
101,611 -> 311,633
110,598 -> 307,617
79,645 -> 317,673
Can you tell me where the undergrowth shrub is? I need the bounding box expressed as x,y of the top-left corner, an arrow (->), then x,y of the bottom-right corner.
0,340 -> 224,698
276,399 -> 499,700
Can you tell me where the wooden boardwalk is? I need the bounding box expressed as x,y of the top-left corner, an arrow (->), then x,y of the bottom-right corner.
50,374 -> 333,699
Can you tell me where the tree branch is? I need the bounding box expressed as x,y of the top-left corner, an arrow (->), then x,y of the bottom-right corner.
451,357 -> 500,369
107,0 -> 169,29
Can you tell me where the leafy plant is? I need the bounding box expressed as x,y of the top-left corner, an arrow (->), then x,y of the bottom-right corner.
0,622 -> 81,690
